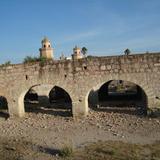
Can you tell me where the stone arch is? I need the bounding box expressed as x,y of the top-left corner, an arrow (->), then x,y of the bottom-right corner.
18,89 -> 28,117
98,80 -> 144,101
48,85 -> 73,116
97,80 -> 147,114
24,88 -> 38,102
49,86 -> 72,105
24,86 -> 40,113
17,83 -> 73,117
85,78 -> 153,116
85,84 -> 101,115
0,95 -> 9,118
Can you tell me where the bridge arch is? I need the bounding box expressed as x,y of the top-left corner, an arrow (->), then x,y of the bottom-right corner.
17,83 -> 73,117
0,95 -> 9,119
0,88 -> 11,118
49,86 -> 72,105
88,80 -> 147,115
83,77 -> 154,116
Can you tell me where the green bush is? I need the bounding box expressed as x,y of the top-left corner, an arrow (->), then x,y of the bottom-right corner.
23,56 -> 38,63
4,61 -> 11,65
39,57 -> 47,66
59,145 -> 73,158
23,56 -> 48,64
0,61 -> 11,67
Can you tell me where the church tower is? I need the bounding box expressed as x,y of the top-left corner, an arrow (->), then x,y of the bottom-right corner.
72,45 -> 82,60
39,37 -> 53,59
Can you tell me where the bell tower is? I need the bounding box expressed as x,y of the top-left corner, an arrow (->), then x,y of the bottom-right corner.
39,37 -> 53,59
72,45 -> 82,60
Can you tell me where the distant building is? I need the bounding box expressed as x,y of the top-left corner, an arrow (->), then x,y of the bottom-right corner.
39,37 -> 53,59
72,46 -> 83,60
66,57 -> 72,60
59,53 -> 65,60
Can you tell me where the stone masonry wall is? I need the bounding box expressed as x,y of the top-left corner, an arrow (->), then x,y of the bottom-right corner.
0,52 -> 160,117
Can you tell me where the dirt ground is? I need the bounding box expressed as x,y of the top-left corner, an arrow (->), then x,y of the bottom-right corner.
0,106 -> 160,160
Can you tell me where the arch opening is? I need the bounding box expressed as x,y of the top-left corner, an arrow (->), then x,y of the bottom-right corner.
24,85 -> 72,117
24,88 -> 39,113
88,80 -> 147,115
49,86 -> 72,104
24,89 -> 38,103
49,86 -> 72,116
0,96 -> 9,119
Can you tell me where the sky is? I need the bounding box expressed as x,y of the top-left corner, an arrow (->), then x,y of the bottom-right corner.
0,0 -> 160,64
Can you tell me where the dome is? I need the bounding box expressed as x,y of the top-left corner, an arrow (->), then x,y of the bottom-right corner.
73,45 -> 80,50
41,37 -> 50,43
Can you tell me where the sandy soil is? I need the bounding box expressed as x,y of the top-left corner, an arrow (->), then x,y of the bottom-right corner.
0,106 -> 160,159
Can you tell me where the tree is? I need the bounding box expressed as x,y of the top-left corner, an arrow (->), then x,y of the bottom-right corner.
4,61 -> 11,65
0,61 -> 11,67
124,48 -> 131,55
23,56 -> 36,63
81,47 -> 88,57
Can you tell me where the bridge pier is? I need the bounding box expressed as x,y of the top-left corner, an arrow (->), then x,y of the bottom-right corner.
72,98 -> 89,118
8,100 -> 25,118
148,97 -> 156,109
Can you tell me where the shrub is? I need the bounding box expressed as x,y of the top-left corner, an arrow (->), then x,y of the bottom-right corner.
23,56 -> 38,63
0,61 -> 11,67
4,61 -> 11,65
39,57 -> 47,66
23,56 -> 48,64
59,145 -> 73,158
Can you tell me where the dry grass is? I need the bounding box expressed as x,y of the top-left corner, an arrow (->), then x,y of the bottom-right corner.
59,145 -> 74,158
71,141 -> 160,160
0,138 -> 160,160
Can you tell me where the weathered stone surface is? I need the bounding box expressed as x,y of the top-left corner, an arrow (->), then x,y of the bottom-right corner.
100,65 -> 106,70
0,52 -> 160,118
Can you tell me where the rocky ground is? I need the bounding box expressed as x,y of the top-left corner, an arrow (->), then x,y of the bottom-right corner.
0,106 -> 160,159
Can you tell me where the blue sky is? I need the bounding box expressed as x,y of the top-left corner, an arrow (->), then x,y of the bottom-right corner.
0,0 -> 160,63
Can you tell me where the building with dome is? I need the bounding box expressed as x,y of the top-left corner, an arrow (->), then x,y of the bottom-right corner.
39,37 -> 53,59
72,45 -> 83,60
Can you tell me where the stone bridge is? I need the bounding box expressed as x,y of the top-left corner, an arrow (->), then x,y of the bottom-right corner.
0,52 -> 160,118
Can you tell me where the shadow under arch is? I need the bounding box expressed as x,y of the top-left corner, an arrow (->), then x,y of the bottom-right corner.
21,84 -> 73,117
49,86 -> 72,106
48,85 -> 72,116
88,80 -> 148,116
0,95 -> 9,119
24,88 -> 38,102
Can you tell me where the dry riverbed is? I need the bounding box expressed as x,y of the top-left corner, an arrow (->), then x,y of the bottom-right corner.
0,107 -> 160,160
